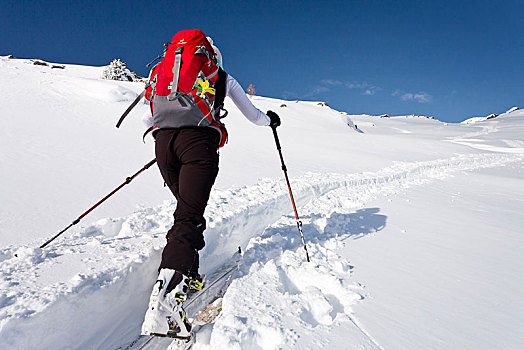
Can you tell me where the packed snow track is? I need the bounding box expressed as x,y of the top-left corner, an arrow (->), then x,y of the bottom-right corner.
1,153 -> 522,349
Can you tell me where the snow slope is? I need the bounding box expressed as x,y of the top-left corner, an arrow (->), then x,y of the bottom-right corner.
1,57 -> 523,349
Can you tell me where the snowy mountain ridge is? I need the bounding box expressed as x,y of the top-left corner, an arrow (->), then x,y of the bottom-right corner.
1,57 -> 524,349
461,106 -> 520,125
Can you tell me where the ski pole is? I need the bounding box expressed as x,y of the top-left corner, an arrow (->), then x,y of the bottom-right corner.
270,125 -> 311,262
39,158 -> 157,249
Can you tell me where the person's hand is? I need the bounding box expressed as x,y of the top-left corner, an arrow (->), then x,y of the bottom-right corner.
267,110 -> 281,128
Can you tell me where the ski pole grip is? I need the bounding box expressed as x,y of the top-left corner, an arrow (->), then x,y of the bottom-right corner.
271,126 -> 281,150
145,159 -> 157,168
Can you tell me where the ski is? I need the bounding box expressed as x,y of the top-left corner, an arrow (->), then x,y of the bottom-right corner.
123,248 -> 242,350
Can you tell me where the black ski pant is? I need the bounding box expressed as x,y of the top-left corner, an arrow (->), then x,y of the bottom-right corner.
155,128 -> 220,275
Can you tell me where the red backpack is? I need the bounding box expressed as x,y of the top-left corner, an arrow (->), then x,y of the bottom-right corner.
145,29 -> 227,146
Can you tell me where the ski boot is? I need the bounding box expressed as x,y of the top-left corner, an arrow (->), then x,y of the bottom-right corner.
187,272 -> 204,296
141,269 -> 193,341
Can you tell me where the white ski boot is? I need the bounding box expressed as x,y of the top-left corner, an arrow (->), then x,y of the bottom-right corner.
141,269 -> 193,340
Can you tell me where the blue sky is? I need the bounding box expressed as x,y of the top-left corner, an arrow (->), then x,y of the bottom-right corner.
2,0 -> 522,122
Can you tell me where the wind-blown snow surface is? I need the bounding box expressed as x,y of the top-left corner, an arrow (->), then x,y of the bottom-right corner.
1,56 -> 523,349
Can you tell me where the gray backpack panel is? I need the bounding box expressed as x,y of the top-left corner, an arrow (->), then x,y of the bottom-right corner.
152,93 -> 211,129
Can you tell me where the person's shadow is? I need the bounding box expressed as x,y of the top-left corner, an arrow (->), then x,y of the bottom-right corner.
243,207 -> 387,264
321,208 -> 386,239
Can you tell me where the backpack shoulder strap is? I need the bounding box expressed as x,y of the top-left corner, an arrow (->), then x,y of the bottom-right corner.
213,68 -> 228,117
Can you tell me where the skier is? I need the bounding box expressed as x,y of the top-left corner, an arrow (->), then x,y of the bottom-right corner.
141,30 -> 281,342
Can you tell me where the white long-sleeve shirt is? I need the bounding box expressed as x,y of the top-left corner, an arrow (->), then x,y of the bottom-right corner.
225,75 -> 270,126
142,74 -> 270,128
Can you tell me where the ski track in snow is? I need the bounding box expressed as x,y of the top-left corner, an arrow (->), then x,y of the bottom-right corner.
447,117 -> 524,153
1,152 -> 522,349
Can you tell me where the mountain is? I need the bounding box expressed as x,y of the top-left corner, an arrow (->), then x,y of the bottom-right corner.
1,56 -> 523,349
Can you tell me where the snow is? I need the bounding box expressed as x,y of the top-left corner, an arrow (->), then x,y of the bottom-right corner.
345,165 -> 524,349
1,56 -> 523,349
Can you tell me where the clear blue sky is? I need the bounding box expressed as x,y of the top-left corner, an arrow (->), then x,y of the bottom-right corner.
2,0 -> 522,122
